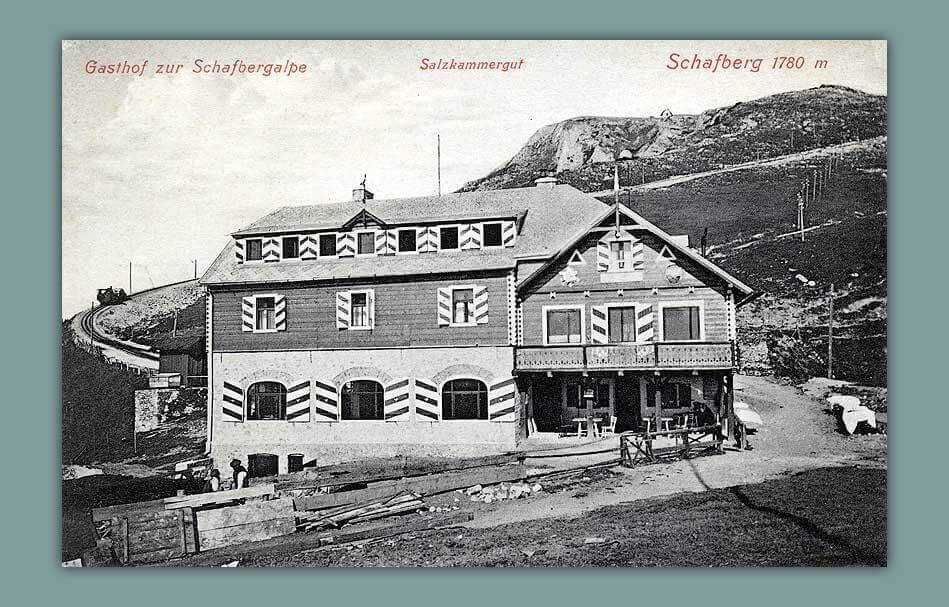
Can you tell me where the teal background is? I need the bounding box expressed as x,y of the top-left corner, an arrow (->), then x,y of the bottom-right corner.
4,0 -> 944,604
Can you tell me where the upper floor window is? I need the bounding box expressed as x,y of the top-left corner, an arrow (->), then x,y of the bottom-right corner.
282,237 -> 299,259
357,231 -> 375,255
340,380 -> 384,420
246,381 -> 287,420
442,378 -> 488,420
608,306 -> 637,343
246,239 -> 263,261
610,240 -> 631,271
398,229 -> 417,253
440,226 -> 459,250
319,233 -> 337,257
662,305 -> 701,341
350,291 -> 371,328
255,296 -> 276,331
452,288 -> 475,325
483,222 -> 503,247
545,306 -> 583,345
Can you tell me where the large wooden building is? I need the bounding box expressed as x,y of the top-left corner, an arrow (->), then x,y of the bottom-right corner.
200,179 -> 754,474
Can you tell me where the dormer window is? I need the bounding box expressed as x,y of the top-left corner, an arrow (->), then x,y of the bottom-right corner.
246,239 -> 263,261
398,229 -> 417,253
319,233 -> 337,257
282,236 -> 299,259
483,222 -> 503,247
357,231 -> 375,255
440,226 -> 459,250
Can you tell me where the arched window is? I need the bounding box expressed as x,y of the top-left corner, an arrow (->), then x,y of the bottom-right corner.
246,381 -> 287,420
442,379 -> 488,420
341,380 -> 384,420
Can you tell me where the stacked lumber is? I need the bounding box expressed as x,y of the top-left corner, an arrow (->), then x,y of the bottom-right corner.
105,508 -> 197,565
195,498 -> 296,551
296,493 -> 425,532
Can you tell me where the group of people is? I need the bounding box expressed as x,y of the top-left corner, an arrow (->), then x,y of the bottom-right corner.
201,458 -> 249,493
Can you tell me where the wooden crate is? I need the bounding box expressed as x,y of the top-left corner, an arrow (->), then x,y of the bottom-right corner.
111,507 -> 197,564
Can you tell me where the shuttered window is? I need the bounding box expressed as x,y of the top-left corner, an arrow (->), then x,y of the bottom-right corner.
397,229 -> 417,252
608,306 -> 637,343
357,232 -> 375,255
255,297 -> 275,331
441,379 -> 488,420
440,226 -> 459,250
452,288 -> 474,324
282,237 -> 299,259
483,222 -> 503,247
246,381 -> 287,421
319,234 -> 337,256
610,240 -> 631,271
246,239 -> 263,261
341,380 -> 384,420
351,292 -> 369,328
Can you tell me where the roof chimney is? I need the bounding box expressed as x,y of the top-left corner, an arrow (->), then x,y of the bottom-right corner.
534,176 -> 558,188
352,186 -> 374,202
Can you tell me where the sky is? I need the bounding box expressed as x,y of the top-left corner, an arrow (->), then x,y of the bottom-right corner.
61,40 -> 886,317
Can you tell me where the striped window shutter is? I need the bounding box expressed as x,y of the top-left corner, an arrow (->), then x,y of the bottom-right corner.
384,378 -> 411,421
241,297 -> 256,332
637,304 -> 654,342
473,285 -> 489,325
461,224 -> 482,249
286,380 -> 311,422
274,295 -> 287,331
418,227 -> 438,253
263,237 -> 281,262
312,380 -> 339,422
222,381 -> 244,422
596,240 -> 610,271
385,230 -> 397,254
300,235 -> 318,260
336,291 -> 351,329
413,379 -> 440,421
337,233 -> 355,257
590,305 -> 608,344
235,239 -> 245,264
488,378 -> 517,422
366,290 -> 375,328
502,220 -> 516,247
436,288 -> 451,326
631,237 -> 645,272
374,231 -> 389,255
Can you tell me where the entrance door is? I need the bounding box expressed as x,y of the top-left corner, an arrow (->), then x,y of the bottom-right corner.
614,375 -> 642,432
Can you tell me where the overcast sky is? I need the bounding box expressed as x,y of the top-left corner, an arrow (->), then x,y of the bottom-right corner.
61,40 -> 886,317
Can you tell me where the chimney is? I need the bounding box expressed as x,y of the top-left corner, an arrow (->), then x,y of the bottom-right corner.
352,186 -> 374,202
534,176 -> 558,188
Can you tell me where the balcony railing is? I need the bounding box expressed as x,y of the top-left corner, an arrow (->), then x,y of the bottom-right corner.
514,341 -> 735,372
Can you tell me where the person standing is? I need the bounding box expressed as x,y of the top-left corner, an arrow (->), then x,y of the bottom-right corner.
202,469 -> 221,493
230,459 -> 248,489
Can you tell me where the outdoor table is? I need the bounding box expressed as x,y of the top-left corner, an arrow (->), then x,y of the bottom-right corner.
572,417 -> 601,438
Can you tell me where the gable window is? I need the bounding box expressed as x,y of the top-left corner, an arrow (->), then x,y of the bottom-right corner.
544,306 -> 584,345
610,240 -> 631,271
441,378 -> 488,420
246,381 -> 287,421
341,380 -> 384,420
662,305 -> 702,341
350,291 -> 371,328
255,297 -> 276,331
608,306 -> 637,343
246,239 -> 263,261
282,236 -> 299,259
483,222 -> 503,247
440,226 -> 459,250
451,288 -> 475,325
319,233 -> 337,257
357,231 -> 375,255
397,229 -> 417,253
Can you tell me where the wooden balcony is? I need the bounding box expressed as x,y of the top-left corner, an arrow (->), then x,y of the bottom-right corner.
514,341 -> 735,372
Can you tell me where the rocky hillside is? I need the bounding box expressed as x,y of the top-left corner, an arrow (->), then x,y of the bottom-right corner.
460,85 -> 886,192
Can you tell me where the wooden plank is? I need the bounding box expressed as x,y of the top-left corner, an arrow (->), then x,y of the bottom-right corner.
128,526 -> 183,551
294,464 -> 526,512
92,498 -> 167,522
198,517 -> 295,552
163,484 -> 275,510
319,512 -> 473,546
195,498 -> 295,532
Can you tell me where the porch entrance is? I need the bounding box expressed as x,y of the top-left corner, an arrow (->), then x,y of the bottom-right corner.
526,374 -> 642,434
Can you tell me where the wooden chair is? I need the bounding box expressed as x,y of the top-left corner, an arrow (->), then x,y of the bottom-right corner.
601,415 -> 618,434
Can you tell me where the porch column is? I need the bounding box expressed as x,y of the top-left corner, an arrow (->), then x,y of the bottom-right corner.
653,371 -> 662,433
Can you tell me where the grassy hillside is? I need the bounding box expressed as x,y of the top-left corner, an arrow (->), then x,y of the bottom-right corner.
94,279 -> 206,347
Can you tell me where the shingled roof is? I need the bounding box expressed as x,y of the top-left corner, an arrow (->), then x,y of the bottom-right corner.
202,184 -> 609,286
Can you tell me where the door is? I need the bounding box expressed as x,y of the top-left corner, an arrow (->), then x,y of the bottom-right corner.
614,375 -> 642,432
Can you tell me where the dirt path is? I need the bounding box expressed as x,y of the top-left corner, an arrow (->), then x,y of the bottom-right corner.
465,375 -> 885,529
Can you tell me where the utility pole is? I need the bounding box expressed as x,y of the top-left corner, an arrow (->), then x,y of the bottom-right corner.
797,190 -> 805,242
437,132 -> 442,196
827,283 -> 835,379
641,160 -> 645,185
812,170 -> 817,201
129,261 -> 133,294
193,259 -> 197,279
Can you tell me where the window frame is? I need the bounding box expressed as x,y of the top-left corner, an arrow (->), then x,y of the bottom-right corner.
251,294 -> 280,334
396,228 -> 418,254
339,378 -> 385,421
603,302 -> 640,344
438,224 -> 460,251
245,238 -> 263,262
440,377 -> 489,420
355,230 -> 377,256
657,300 -> 706,342
245,381 -> 288,421
609,239 -> 633,272
318,233 -> 338,258
347,288 -> 375,331
447,285 -> 477,327
281,236 -> 300,260
481,221 -> 504,248
542,304 -> 586,346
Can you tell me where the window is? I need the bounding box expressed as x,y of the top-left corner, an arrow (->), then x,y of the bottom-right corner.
357,232 -> 375,255
246,239 -> 263,261
647,381 -> 693,410
440,226 -> 459,250
483,222 -> 503,247
608,306 -> 637,343
319,233 -> 337,257
255,297 -> 276,331
350,291 -> 370,328
397,229 -> 417,252
451,288 -> 475,324
663,305 -> 701,341
282,237 -> 299,259
341,380 -> 384,420
545,307 -> 583,344
610,240 -> 631,271
246,382 -> 287,420
441,379 -> 488,420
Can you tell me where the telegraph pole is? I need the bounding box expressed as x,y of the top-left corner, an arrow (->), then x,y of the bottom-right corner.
437,132 -> 442,196
193,259 -> 197,279
129,261 -> 133,294
827,283 -> 835,379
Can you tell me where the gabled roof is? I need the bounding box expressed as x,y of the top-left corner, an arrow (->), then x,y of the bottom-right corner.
201,184 -> 609,286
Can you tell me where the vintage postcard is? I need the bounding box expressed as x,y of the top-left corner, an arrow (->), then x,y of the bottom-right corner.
62,40 -> 887,567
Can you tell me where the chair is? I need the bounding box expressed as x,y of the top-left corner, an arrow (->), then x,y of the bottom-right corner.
601,415 -> 618,434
